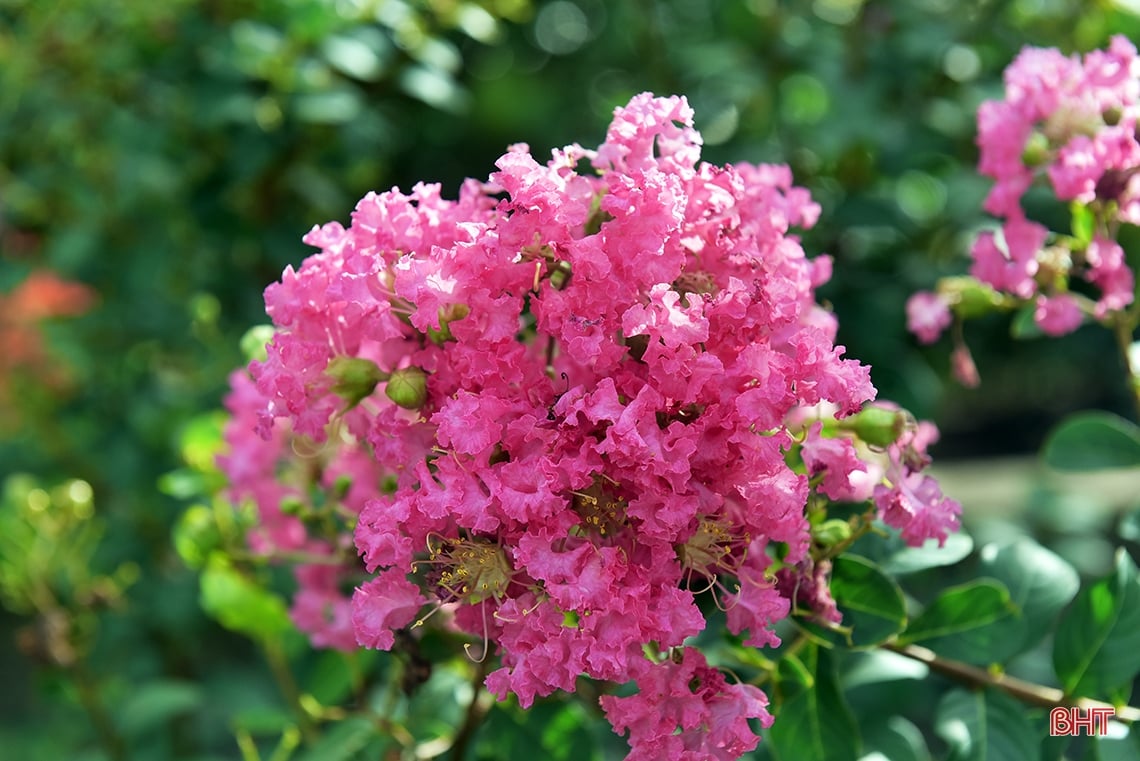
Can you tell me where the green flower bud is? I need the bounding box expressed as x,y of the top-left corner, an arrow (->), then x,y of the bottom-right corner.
812,518 -> 853,547
938,276 -> 1005,319
385,366 -> 428,409
1020,130 -> 1051,167
840,405 -> 907,448
326,356 -> 387,408
427,303 -> 470,345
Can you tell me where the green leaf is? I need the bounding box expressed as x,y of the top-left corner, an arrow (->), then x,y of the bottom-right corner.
861,716 -> 933,761
1071,201 -> 1095,244
974,539 -> 1080,663
798,555 -> 907,648
179,412 -> 228,473
878,533 -> 974,575
935,688 -> 1037,761
305,650 -> 377,707
1054,549 -> 1140,701
117,681 -> 204,738
767,646 -> 861,761
1093,727 -> 1140,761
173,505 -> 221,570
1042,412 -> 1140,472
293,717 -> 382,761
199,555 -> 292,642
898,580 -> 1015,660
1010,305 -> 1043,339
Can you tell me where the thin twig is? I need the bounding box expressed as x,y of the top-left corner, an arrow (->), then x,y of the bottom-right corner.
884,642 -> 1140,722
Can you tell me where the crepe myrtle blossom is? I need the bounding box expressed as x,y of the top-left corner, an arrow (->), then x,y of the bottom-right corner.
219,93 -> 959,759
930,37 -> 1138,344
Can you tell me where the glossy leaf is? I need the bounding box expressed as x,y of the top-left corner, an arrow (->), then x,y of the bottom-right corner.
1042,412 -> 1140,472
934,688 -> 1037,761
975,539 -> 1080,663
897,579 -> 1015,662
768,646 -> 861,761
799,555 -> 907,648
1054,549 -> 1140,701
879,533 -> 974,575
199,555 -> 292,642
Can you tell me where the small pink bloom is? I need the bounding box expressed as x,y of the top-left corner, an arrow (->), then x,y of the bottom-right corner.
1034,293 -> 1084,336
351,570 -> 425,650
906,291 -> 953,344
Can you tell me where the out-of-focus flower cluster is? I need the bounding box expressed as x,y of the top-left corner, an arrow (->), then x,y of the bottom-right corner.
909,36 -> 1138,353
219,93 -> 958,759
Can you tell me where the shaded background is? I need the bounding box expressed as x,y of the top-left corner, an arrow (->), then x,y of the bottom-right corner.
2,0 -> 1140,758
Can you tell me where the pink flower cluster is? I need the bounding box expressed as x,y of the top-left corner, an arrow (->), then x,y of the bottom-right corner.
219,93 -> 958,758
910,37 -> 1138,342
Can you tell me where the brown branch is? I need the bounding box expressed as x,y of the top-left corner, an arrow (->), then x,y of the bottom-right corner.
884,642 -> 1140,723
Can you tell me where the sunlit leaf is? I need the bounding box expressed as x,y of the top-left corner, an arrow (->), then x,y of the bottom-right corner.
1054,549 -> 1140,701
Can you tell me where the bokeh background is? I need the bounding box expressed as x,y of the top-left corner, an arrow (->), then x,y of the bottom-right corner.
3,1 -> 1140,759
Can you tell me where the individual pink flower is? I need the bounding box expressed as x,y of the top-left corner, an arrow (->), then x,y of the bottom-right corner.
1086,236 -> 1135,317
906,291 -> 953,344
801,423 -> 875,502
351,569 -> 426,650
1034,293 -> 1084,336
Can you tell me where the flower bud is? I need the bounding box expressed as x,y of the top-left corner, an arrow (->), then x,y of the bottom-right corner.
427,303 -> 470,345
839,405 -> 907,448
385,366 -> 428,409
812,519 -> 853,548
937,276 -> 1005,319
1020,130 -> 1051,167
326,356 -> 387,408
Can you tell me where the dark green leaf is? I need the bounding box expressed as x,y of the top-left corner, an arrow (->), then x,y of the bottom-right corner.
862,716 -> 933,761
768,646 -> 861,761
798,555 -> 907,648
1054,549 -> 1140,701
1010,305 -> 1043,339
293,717 -> 382,761
898,580 -> 1015,661
934,688 -> 1037,761
117,681 -> 204,738
1042,412 -> 1140,472
975,539 -> 1080,663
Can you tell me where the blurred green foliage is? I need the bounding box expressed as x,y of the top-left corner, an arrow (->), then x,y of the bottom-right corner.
3,0 -> 1140,758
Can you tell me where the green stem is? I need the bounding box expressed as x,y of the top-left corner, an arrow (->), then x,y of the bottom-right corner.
72,659 -> 127,761
263,638 -> 319,746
